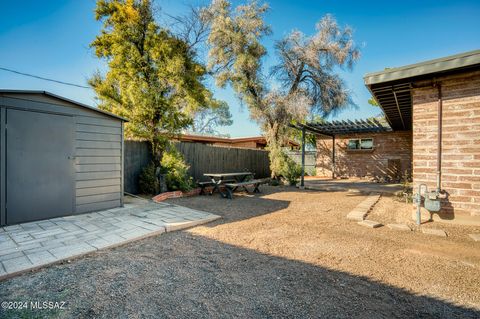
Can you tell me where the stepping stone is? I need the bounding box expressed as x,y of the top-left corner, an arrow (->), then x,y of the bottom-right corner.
468,233 -> 480,242
386,223 -> 411,231
346,194 -> 381,221
357,220 -> 382,228
347,210 -> 367,221
422,228 -> 447,237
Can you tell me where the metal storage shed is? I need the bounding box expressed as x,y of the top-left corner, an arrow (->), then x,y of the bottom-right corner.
0,90 -> 127,226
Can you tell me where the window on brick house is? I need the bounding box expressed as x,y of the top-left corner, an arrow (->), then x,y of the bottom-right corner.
347,138 -> 373,150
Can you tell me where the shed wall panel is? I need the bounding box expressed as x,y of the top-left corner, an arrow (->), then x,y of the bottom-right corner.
0,94 -> 124,224
74,114 -> 122,213
76,200 -> 121,214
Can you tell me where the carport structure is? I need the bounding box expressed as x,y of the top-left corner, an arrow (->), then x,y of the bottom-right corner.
292,118 -> 392,186
0,90 -> 127,226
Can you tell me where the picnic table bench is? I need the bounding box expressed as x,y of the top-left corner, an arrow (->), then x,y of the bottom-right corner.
203,172 -> 269,198
224,178 -> 269,199
197,179 -> 236,195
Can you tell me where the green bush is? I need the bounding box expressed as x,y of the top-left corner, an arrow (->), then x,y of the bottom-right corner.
306,167 -> 316,177
161,148 -> 193,192
269,179 -> 281,186
281,157 -> 303,186
139,162 -> 159,195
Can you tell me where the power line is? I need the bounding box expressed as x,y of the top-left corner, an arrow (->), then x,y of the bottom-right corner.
0,66 -> 91,89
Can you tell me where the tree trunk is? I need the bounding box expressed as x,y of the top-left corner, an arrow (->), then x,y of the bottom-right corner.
151,140 -> 166,193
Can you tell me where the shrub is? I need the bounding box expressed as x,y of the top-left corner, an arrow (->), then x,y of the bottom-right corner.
269,178 -> 281,186
267,143 -> 289,179
281,157 -> 303,186
400,170 -> 413,203
306,167 -> 316,176
139,162 -> 159,195
161,147 -> 193,192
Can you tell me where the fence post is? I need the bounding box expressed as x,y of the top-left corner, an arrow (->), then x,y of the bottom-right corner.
301,126 -> 305,188
332,135 -> 336,179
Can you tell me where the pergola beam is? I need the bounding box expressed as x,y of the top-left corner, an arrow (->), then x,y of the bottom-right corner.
292,119 -> 392,136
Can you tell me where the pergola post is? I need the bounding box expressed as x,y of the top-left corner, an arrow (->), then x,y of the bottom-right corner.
300,126 -> 306,187
332,135 -> 336,179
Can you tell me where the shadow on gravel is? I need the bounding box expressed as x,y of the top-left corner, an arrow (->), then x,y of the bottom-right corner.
0,230 -> 478,319
304,179 -> 403,195
170,186 -> 368,227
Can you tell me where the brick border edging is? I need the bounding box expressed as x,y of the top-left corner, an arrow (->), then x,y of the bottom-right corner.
152,185 -> 230,202
0,215 -> 221,282
152,188 -> 202,202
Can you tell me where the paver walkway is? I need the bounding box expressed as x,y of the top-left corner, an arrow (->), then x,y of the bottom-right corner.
0,197 -> 220,280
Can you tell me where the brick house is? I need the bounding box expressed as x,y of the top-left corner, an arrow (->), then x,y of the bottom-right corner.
297,49 -> 480,225
315,129 -> 412,181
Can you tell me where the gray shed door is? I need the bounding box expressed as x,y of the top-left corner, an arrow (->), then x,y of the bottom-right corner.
6,109 -> 75,224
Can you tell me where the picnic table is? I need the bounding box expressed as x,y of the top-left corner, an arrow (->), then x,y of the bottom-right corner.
202,172 -> 253,195
201,172 -> 269,199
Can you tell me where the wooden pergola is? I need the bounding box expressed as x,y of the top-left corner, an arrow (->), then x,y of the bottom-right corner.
291,119 -> 392,186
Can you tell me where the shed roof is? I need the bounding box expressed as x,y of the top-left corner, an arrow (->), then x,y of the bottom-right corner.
0,90 -> 128,121
364,49 -> 480,130
293,119 -> 391,137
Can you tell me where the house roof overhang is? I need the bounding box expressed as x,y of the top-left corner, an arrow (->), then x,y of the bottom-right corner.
364,49 -> 480,131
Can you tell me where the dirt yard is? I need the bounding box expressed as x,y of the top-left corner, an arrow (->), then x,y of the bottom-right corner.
1,186 -> 479,318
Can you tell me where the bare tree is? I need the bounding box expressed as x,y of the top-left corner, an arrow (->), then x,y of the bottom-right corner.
272,15 -> 360,115
168,4 -> 210,52
206,0 -> 360,178
168,3 -> 234,134
190,100 -> 233,135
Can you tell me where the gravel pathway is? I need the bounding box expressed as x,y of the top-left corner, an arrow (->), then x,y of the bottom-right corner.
0,186 -> 479,318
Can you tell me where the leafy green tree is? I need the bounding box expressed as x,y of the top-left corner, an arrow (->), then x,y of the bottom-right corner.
90,0 -> 220,165
206,0 -> 360,178
368,96 -> 379,106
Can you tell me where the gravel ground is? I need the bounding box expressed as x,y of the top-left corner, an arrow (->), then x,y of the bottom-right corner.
369,195 -> 480,242
0,186 -> 479,318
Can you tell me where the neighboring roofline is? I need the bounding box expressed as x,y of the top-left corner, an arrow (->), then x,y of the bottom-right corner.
230,136 -> 299,147
179,134 -> 233,143
364,49 -> 480,86
0,89 -> 128,121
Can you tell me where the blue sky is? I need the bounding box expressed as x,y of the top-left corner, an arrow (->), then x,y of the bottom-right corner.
0,0 -> 479,137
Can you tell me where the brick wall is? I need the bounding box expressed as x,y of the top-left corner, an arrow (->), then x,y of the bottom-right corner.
210,141 -> 260,149
412,70 -> 480,218
316,131 -> 412,180
230,141 -> 260,149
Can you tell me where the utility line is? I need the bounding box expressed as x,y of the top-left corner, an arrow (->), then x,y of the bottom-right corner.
0,66 -> 90,89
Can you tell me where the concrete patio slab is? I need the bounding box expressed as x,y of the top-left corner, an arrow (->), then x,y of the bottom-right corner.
0,197 -> 220,280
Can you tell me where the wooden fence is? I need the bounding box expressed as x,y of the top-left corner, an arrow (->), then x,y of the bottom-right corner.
124,141 -> 271,193
124,140 -> 152,194
176,142 -> 271,182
